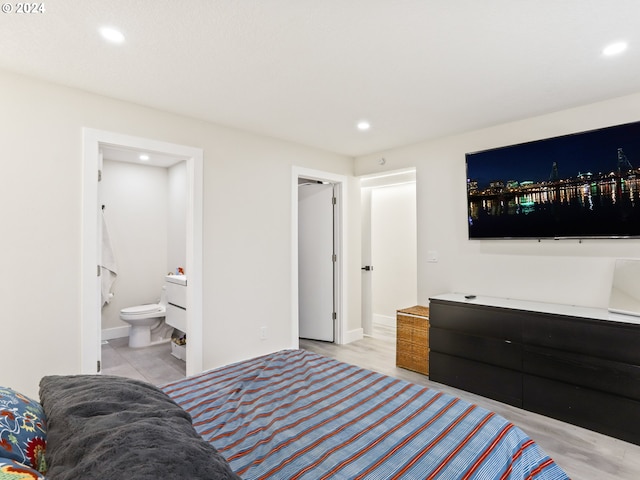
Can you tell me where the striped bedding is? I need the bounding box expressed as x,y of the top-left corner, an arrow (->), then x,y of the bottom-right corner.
162,349 -> 568,479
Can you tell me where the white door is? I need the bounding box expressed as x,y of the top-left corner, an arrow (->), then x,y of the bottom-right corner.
298,182 -> 335,342
96,149 -> 104,372
360,188 -> 373,336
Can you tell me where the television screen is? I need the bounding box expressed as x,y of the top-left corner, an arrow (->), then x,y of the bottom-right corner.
466,121 -> 640,239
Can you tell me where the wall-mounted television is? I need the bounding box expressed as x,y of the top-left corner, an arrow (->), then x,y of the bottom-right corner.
466,121 -> 640,239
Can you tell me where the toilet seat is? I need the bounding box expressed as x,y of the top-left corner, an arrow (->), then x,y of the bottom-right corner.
120,303 -> 165,317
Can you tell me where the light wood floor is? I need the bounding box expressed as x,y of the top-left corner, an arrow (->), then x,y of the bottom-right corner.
300,326 -> 640,480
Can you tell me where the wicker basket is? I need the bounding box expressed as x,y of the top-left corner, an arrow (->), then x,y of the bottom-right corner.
396,306 -> 429,375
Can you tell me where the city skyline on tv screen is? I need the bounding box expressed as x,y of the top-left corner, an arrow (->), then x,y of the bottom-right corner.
466,120 -> 640,239
467,121 -> 640,190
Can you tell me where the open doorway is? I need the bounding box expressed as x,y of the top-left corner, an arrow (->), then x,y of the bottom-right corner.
298,178 -> 336,342
291,167 -> 346,347
99,147 -> 188,383
82,129 -> 203,377
361,169 -> 417,339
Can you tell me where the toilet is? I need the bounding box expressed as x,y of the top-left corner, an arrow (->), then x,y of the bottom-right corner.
120,286 -> 175,348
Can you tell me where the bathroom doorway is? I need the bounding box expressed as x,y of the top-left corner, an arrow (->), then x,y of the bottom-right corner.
99,150 -> 187,383
82,129 -> 203,378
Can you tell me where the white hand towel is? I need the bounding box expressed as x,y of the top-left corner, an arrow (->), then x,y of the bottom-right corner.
101,213 -> 118,306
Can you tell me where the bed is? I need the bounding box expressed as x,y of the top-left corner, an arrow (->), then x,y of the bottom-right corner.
4,349 -> 568,479
162,349 -> 568,479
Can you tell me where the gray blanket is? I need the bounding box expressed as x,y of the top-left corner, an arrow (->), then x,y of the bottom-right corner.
39,375 -> 241,480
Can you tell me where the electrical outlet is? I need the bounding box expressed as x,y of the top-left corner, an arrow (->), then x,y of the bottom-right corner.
260,326 -> 267,340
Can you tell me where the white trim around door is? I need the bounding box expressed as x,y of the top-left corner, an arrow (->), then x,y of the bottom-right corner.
81,128 -> 203,376
291,166 -> 347,347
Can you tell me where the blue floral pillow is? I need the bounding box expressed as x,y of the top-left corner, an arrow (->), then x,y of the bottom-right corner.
0,387 -> 46,474
0,457 -> 44,479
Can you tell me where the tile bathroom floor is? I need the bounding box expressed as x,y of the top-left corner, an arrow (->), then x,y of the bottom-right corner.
101,337 -> 186,386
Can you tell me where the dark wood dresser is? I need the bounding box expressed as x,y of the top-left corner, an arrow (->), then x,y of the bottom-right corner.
429,294 -> 640,445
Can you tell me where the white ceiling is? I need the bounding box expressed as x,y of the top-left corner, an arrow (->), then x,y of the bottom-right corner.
101,144 -> 186,168
2,1 -> 640,157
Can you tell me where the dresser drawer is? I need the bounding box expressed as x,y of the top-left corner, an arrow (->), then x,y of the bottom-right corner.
523,374 -> 640,445
430,352 -> 522,407
523,315 -> 640,364
523,345 -> 640,401
431,327 -> 521,370
429,300 -> 521,341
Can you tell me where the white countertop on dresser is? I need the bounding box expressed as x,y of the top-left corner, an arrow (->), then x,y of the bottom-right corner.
429,293 -> 640,326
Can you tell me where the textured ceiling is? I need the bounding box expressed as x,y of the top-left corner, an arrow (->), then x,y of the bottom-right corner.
1,0 -> 639,157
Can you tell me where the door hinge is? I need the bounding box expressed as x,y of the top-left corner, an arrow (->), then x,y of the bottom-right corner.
97,265 -> 101,276
332,196 -> 336,205
332,312 -> 337,320
98,170 -> 102,182
332,254 -> 337,262
97,360 -> 101,373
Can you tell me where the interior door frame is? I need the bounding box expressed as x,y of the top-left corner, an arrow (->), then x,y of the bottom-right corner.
81,128 -> 204,376
291,166 -> 346,346
298,181 -> 337,342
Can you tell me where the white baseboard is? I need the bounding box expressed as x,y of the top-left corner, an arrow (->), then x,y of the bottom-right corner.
373,314 -> 396,328
343,328 -> 364,344
101,326 -> 130,341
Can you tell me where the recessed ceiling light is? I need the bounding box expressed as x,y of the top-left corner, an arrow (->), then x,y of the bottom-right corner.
139,154 -> 150,161
100,26 -> 125,44
357,120 -> 371,131
602,41 -> 628,56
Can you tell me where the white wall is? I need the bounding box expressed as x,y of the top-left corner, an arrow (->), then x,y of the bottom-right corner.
370,182 -> 417,323
355,92 -> 640,309
100,160 -> 168,331
0,69 -> 355,398
344,176 -> 363,336
168,162 -> 187,273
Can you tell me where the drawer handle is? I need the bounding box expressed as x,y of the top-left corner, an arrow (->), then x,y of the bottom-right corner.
504,340 -> 512,344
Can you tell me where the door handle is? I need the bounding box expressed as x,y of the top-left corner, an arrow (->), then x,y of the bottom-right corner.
361,266 -> 373,271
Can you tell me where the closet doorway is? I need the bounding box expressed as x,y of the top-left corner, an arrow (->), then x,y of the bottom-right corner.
292,166 -> 346,346
81,129 -> 203,377
298,179 -> 336,342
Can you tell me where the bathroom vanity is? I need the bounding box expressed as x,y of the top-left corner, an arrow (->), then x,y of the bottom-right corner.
165,274 -> 187,332
165,275 -> 187,360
